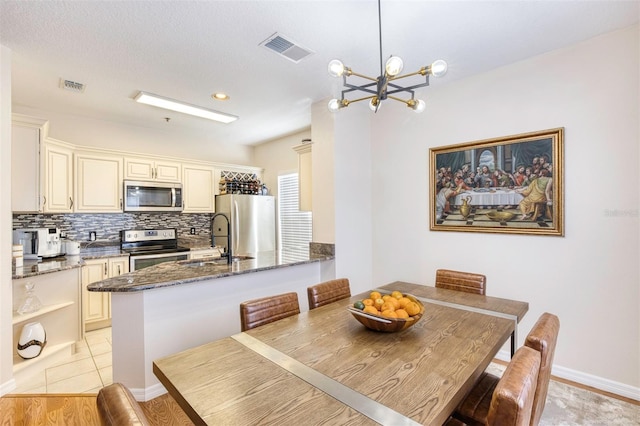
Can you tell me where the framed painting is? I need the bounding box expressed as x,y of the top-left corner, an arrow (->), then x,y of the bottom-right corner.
429,128 -> 564,236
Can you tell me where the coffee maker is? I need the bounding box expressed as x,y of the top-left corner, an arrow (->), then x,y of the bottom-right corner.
13,228 -> 64,259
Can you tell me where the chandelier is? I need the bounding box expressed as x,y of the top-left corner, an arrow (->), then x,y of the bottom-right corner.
327,0 -> 448,113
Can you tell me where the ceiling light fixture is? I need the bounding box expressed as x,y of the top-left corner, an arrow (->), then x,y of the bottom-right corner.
134,91 -> 238,124
212,92 -> 230,101
327,0 -> 447,113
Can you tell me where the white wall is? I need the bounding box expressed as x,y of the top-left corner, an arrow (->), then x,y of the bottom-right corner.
12,105 -> 254,166
0,44 -> 15,395
359,25 -> 638,396
253,129 -> 311,198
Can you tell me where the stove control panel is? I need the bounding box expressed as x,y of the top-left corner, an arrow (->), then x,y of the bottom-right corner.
121,228 -> 177,243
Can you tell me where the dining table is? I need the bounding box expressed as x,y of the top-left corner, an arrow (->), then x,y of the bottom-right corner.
153,281 -> 528,425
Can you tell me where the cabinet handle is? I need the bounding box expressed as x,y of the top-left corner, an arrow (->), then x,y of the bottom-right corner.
117,265 -> 121,275
69,197 -> 74,209
120,198 -> 123,208
43,196 -> 46,206
153,168 -> 157,179
104,263 -> 108,275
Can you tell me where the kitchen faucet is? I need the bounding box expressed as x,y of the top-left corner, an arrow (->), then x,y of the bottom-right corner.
211,213 -> 232,264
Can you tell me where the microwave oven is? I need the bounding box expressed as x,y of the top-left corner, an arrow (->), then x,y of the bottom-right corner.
123,180 -> 183,212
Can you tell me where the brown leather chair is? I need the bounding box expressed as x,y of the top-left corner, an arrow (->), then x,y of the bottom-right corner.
240,292 -> 300,331
444,346 -> 541,426
454,313 -> 560,426
96,383 -> 150,426
435,269 -> 486,295
307,278 -> 351,309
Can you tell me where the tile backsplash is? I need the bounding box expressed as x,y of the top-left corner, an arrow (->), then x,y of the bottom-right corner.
12,213 -> 213,243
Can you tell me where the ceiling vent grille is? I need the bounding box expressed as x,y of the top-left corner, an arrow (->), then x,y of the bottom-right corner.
59,78 -> 85,93
260,32 -> 314,63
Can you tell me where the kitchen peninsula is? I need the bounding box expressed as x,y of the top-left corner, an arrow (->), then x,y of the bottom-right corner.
87,250 -> 335,401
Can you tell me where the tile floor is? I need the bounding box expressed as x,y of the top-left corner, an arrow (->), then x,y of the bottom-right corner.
13,327 -> 112,394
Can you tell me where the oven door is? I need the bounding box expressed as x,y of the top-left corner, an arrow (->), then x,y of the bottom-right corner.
130,251 -> 189,271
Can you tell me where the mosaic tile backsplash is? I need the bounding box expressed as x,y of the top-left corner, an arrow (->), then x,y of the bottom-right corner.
13,213 -> 213,243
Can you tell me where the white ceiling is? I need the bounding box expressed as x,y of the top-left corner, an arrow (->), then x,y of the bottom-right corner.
1,1 -> 638,146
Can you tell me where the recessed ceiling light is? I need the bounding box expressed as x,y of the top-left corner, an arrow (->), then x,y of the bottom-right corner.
134,91 -> 237,124
212,93 -> 230,101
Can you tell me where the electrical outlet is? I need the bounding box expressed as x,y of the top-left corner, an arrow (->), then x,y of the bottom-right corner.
89,231 -> 97,241
190,228 -> 196,235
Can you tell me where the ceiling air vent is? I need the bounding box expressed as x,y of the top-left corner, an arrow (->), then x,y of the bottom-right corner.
59,78 -> 86,93
259,32 -> 314,63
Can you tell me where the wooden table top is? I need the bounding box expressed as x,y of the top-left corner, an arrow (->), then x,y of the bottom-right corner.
153,282 -> 528,425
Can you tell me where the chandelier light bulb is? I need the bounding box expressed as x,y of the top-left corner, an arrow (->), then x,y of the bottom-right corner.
369,97 -> 380,112
328,59 -> 346,77
430,60 -> 448,78
412,99 -> 426,113
385,56 -> 404,76
328,98 -> 342,112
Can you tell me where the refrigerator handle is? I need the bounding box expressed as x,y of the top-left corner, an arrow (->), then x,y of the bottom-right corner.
233,200 -> 239,253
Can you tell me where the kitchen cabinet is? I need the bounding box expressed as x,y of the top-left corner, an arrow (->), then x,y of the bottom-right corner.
11,114 -> 48,213
43,140 -> 74,213
81,256 -> 129,331
74,151 -> 123,212
124,157 -> 181,182
182,163 -> 215,213
293,142 -> 312,211
12,268 -> 81,383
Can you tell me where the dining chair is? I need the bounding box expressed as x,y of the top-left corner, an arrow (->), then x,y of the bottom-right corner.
435,269 -> 487,295
96,382 -> 151,426
454,312 -> 560,426
240,292 -> 300,331
307,278 -> 351,309
444,346 -> 541,426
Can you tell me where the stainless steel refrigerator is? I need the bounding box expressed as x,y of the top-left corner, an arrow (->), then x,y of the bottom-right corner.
213,194 -> 276,255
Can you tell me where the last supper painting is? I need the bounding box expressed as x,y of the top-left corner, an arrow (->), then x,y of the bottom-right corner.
430,128 -> 564,236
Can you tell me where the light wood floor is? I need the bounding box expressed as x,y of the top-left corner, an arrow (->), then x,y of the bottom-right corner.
0,392 -> 194,425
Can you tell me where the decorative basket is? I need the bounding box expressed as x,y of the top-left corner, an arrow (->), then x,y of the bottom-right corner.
347,294 -> 425,333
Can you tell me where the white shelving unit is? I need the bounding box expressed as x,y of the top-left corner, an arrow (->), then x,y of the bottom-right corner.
12,268 -> 82,385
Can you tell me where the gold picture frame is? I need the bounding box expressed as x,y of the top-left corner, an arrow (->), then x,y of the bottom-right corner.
430,128 -> 564,236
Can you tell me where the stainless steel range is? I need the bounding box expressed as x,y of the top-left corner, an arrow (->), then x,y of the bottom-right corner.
120,228 -> 190,271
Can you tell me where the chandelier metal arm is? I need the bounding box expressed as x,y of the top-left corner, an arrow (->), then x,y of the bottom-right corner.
386,79 -> 430,96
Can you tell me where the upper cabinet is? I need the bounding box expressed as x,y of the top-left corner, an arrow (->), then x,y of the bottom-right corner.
182,163 -> 215,213
124,157 -> 181,182
11,114 -> 47,213
74,151 -> 123,213
293,143 -> 312,211
43,140 -> 74,213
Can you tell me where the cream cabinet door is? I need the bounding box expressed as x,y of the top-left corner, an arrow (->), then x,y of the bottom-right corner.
75,152 -> 123,212
183,163 -> 215,213
124,157 -> 181,182
109,257 -> 129,278
11,123 -> 41,212
81,260 -> 110,328
43,142 -> 74,213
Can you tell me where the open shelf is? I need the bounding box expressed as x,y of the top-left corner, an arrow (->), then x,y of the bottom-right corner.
12,302 -> 75,326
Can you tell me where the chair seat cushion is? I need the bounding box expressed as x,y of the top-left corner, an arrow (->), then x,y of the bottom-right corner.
455,371 -> 500,425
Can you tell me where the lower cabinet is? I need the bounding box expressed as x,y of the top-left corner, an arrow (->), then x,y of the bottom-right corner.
81,256 -> 129,331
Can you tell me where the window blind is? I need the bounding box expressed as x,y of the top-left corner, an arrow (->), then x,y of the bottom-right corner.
278,173 -> 312,262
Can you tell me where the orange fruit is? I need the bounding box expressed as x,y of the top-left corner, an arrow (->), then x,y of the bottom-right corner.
362,298 -> 374,306
398,297 -> 411,309
370,291 -> 381,301
373,298 -> 385,310
387,297 -> 400,309
382,294 -> 393,302
381,310 -> 398,318
391,290 -> 403,299
395,309 -> 409,319
363,305 -> 379,315
405,301 -> 421,316
380,302 -> 396,312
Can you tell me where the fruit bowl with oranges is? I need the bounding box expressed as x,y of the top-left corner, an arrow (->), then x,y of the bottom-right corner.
347,290 -> 425,332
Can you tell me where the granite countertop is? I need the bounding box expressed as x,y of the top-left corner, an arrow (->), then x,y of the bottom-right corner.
87,251 -> 334,293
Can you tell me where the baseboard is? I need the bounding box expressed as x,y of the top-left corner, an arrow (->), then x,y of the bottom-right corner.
0,378 -> 17,396
132,382 -> 167,402
496,349 -> 640,401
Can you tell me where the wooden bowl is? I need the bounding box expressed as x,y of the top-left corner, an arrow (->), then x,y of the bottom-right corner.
347,294 -> 425,333
486,211 -> 516,222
